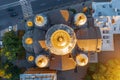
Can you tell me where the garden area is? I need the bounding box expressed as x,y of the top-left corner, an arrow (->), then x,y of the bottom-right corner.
85,59 -> 120,80
0,30 -> 25,80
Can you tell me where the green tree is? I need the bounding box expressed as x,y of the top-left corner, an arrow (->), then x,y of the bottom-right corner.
84,63 -> 97,80
2,30 -> 24,61
0,61 -> 21,80
0,69 -> 12,79
92,59 -> 120,80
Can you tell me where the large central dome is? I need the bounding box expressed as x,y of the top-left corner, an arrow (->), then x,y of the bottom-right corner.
51,30 -> 71,49
45,24 -> 76,55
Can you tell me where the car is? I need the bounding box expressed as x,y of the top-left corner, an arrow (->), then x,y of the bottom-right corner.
10,12 -> 18,17
8,26 -> 13,31
7,8 -> 14,12
0,41 -> 3,48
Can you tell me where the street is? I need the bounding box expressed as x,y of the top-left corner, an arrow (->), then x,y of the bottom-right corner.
31,0 -> 83,14
0,0 -> 111,39
0,0 -> 85,32
0,0 -> 19,6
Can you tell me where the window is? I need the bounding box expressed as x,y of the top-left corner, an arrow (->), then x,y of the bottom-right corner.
103,30 -> 109,34
109,4 -> 112,8
106,40 -> 110,43
102,5 -> 105,8
103,35 -> 109,39
114,27 -> 116,31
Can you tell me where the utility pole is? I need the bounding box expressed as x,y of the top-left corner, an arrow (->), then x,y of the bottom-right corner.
19,0 -> 33,19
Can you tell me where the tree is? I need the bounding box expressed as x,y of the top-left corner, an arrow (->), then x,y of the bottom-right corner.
0,69 -> 12,79
2,30 -> 24,61
92,59 -> 120,80
84,63 -> 97,80
0,61 -> 20,80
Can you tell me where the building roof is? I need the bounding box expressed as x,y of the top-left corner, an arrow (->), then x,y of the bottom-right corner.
47,10 -> 72,25
49,54 -> 76,71
20,68 -> 57,80
76,27 -> 101,39
24,68 -> 56,74
111,0 -> 120,9
76,26 -> 102,52
92,0 -> 120,17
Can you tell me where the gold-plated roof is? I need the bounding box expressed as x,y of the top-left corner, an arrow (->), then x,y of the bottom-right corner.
28,55 -> 34,61
45,24 -> 76,55
74,13 -> 87,26
82,7 -> 88,13
76,54 -> 88,66
36,16 -> 44,23
35,55 -> 49,68
27,21 -> 33,27
34,14 -> 47,26
25,38 -> 33,45
51,30 -> 71,49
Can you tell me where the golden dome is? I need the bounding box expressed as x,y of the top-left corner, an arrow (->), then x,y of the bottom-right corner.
45,24 -> 76,55
35,55 -> 49,68
51,30 -> 71,49
36,16 -> 44,23
28,55 -> 34,61
74,13 -> 87,26
25,38 -> 33,45
34,14 -> 47,26
76,54 -> 88,66
27,21 -> 33,27
83,7 -> 88,13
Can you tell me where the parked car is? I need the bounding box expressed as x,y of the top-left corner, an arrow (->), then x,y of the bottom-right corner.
8,26 -> 13,31
0,41 -> 3,48
10,12 -> 18,17
7,8 -> 14,12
